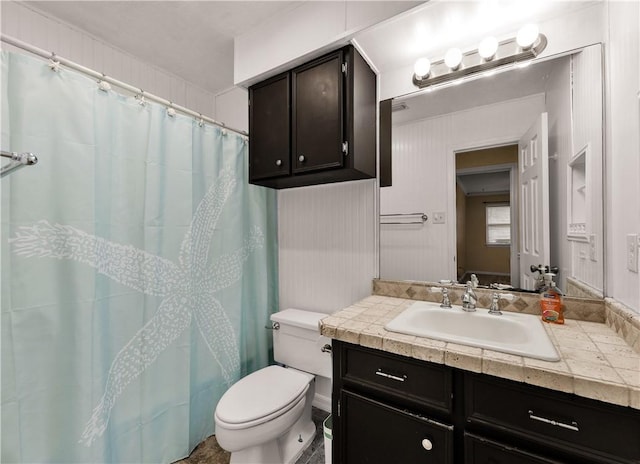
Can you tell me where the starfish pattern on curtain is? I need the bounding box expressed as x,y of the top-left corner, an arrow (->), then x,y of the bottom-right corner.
9,168 -> 263,446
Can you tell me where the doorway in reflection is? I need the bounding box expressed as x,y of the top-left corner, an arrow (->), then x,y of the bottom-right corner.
456,145 -> 517,286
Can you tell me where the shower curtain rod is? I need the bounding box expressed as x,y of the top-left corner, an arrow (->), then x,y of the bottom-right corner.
0,34 -> 248,137
1,150 -> 39,178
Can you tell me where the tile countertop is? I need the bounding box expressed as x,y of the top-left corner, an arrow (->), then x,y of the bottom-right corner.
320,295 -> 640,410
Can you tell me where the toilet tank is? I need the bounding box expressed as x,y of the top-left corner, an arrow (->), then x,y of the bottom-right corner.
271,309 -> 332,379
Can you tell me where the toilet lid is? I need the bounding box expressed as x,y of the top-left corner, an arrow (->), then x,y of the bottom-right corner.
216,365 -> 311,425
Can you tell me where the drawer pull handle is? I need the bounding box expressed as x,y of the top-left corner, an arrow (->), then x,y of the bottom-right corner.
421,438 -> 433,451
375,369 -> 407,382
528,410 -> 579,432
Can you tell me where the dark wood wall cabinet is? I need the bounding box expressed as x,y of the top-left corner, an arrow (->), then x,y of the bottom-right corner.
332,340 -> 640,464
248,45 -> 376,189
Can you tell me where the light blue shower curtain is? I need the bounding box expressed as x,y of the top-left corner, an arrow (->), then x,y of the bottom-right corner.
1,51 -> 278,463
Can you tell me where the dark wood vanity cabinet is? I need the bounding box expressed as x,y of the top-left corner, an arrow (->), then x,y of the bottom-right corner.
248,45 -> 376,189
332,341 -> 456,464
332,340 -> 640,464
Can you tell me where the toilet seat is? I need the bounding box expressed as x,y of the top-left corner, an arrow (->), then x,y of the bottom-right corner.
215,365 -> 312,430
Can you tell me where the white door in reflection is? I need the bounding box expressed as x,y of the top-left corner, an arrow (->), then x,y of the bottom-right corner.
519,112 -> 550,290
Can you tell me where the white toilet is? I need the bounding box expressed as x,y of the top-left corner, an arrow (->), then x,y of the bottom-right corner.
214,309 -> 332,464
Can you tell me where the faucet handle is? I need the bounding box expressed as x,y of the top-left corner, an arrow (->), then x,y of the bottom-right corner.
489,293 -> 502,315
440,287 -> 452,309
431,287 -> 452,308
500,293 -> 515,301
489,293 -> 515,315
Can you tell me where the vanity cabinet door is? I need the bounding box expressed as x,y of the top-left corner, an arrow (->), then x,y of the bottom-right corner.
465,433 -> 566,464
248,73 -> 290,181
340,390 -> 454,464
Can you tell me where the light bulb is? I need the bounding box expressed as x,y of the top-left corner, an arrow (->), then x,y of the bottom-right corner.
478,36 -> 498,61
444,48 -> 463,70
517,24 -> 539,49
414,58 -> 431,79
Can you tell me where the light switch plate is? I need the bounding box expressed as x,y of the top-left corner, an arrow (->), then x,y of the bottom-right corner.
627,234 -> 638,273
433,212 -> 446,224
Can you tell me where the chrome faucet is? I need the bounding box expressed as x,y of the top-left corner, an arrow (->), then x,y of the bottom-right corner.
461,281 -> 477,312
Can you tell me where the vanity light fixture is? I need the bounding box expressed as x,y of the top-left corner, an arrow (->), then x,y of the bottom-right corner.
444,48 -> 463,70
478,37 -> 499,61
412,25 -> 547,90
516,24 -> 540,49
413,57 -> 431,79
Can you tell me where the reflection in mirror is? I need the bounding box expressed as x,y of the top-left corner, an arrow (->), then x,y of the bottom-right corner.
380,44 -> 603,299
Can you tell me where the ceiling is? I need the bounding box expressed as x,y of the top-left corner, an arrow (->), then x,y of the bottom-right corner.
26,1 -> 303,95
23,0 -> 598,99
457,170 -> 511,196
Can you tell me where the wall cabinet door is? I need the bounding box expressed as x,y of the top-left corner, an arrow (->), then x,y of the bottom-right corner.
248,73 -> 290,181
339,390 -> 454,464
292,50 -> 344,173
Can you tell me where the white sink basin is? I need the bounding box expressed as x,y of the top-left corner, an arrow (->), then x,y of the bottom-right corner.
385,300 -> 560,361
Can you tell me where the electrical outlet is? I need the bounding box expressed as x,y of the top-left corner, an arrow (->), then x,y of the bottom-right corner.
627,234 -> 638,273
589,234 -> 597,262
433,212 -> 446,224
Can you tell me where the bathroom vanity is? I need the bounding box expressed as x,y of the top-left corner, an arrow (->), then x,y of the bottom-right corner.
323,296 -> 640,464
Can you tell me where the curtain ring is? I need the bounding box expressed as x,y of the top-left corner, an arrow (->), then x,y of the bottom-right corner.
167,103 -> 176,118
97,73 -> 111,92
135,90 -> 146,106
48,52 -> 60,72
198,114 -> 205,127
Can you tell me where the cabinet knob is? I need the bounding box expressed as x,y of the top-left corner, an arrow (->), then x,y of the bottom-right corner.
298,155 -> 305,163
275,159 -> 282,166
421,438 -> 433,451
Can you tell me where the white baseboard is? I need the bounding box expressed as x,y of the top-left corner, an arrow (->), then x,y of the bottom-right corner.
313,393 -> 331,413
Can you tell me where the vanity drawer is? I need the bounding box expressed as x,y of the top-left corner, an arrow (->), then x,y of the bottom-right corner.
465,373 -> 640,464
338,342 -> 452,414
464,433 -> 565,464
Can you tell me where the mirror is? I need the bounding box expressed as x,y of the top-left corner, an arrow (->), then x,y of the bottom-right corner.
379,44 -> 604,299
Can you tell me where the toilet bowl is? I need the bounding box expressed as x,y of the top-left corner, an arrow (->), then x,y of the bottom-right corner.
214,309 -> 331,464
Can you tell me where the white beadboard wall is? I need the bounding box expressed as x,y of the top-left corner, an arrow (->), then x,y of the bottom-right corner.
383,95 -> 546,282
570,45 -> 604,293
605,0 -> 640,313
381,115 -> 451,282
278,180 -> 377,314
0,1 -> 248,131
545,55 -> 573,292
